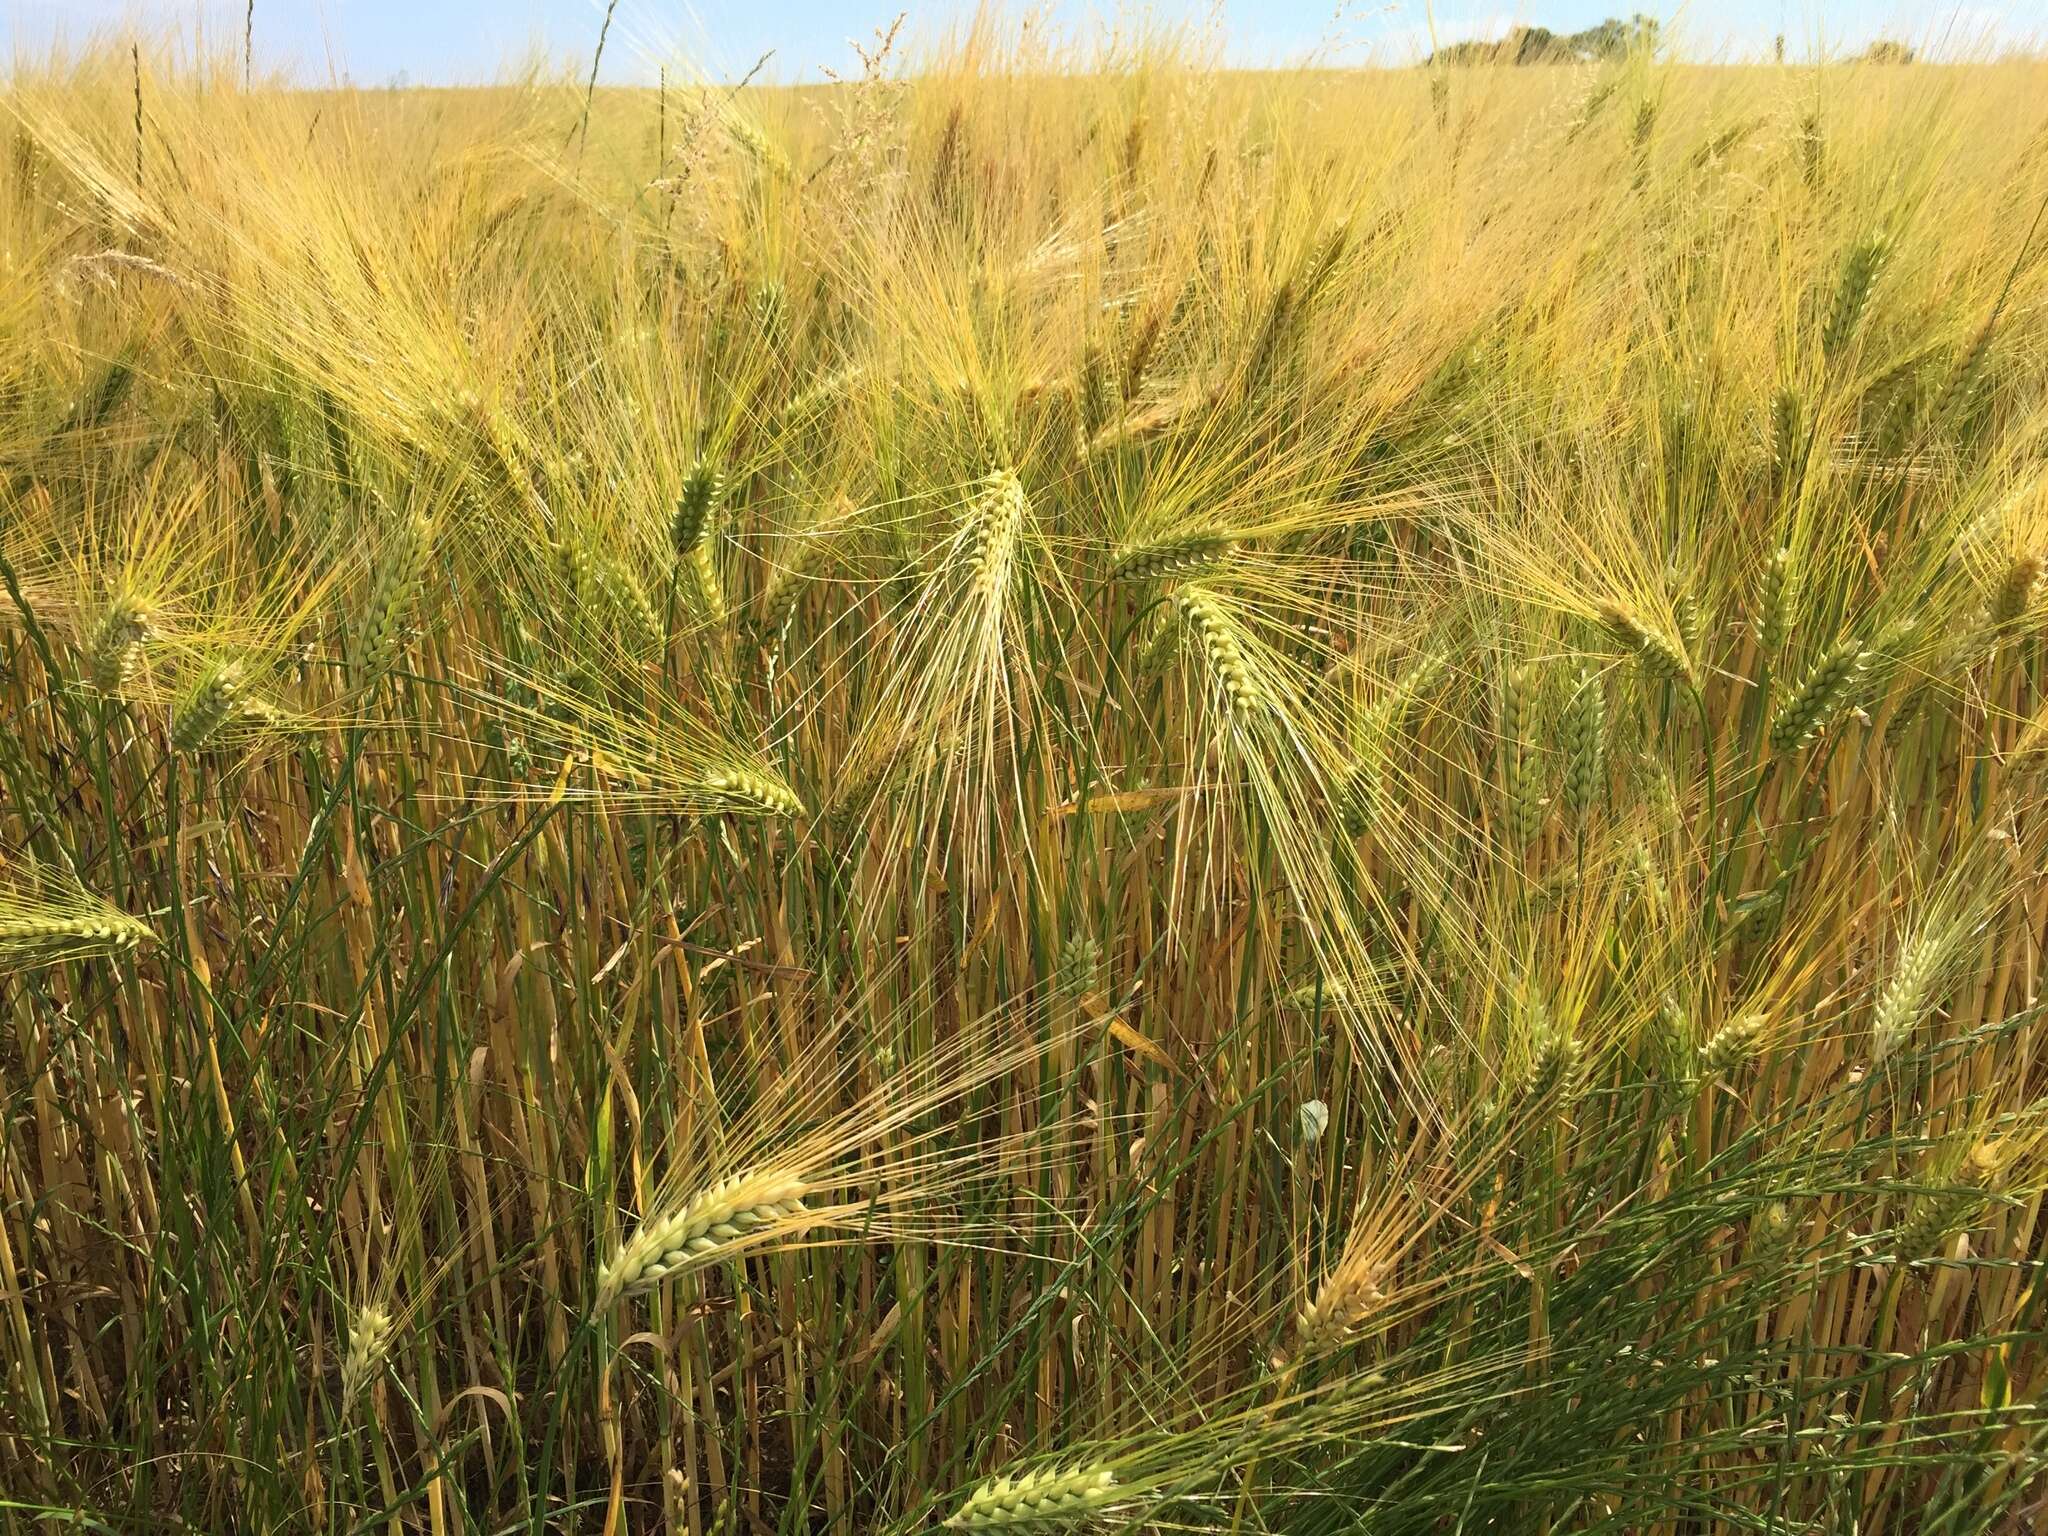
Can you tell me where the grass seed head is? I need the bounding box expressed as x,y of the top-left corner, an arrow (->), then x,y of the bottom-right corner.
701,766 -> 804,819
1175,586 -> 1264,717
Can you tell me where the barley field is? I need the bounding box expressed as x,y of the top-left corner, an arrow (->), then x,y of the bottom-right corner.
3,20 -> 2048,1534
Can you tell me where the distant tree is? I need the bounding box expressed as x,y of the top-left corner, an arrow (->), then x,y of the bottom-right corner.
1430,27 -> 1563,66
1859,39 -> 1916,65
1567,15 -> 1661,59
1428,15 -> 1660,66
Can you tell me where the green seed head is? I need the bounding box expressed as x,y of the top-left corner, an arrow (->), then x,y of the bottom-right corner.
1597,600 -> 1693,686
1699,1012 -> 1766,1080
701,766 -> 803,819
1823,232 -> 1890,360
171,661 -> 248,754
1499,664 -> 1544,848
82,585 -> 154,695
1175,587 -> 1264,717
1990,549 -> 2043,627
1561,660 -> 1605,825
947,1463 -> 1123,1531
1769,639 -> 1871,753
673,459 -> 724,556
1109,527 -> 1237,584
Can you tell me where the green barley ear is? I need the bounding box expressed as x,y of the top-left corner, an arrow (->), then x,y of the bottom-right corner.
1628,840 -> 1672,913
699,765 -> 804,819
1653,992 -> 1694,1092
1514,995 -> 1582,1108
1770,388 -> 1805,492
1596,600 -> 1693,686
1698,1011 -> 1766,1081
1988,549 -> 2043,627
1337,748 -> 1381,837
1870,933 -> 1942,1065
1338,649 -> 1446,836
1498,664 -> 1544,848
1755,546 -> 1797,663
1747,1200 -> 1800,1268
1121,305 -> 1164,402
1561,661 -> 1605,827
171,660 -> 248,754
555,532 -> 593,597
1798,111 -> 1824,188
359,510 -> 434,683
1768,637 -> 1871,752
0,863 -> 154,968
1108,527 -> 1236,584
1242,278 -> 1298,397
339,1304 -> 395,1419
672,459 -> 723,557
1078,344 -> 1111,436
1822,232 -> 1890,361
757,498 -> 858,666
959,469 -> 1027,600
595,1167 -> 813,1311
782,364 -> 863,428
589,549 -> 663,657
726,114 -> 791,179
946,1462 -> 1124,1530
81,582 -> 155,696
1057,933 -> 1101,1001
1897,1142 -> 2001,1263
672,459 -> 729,623
1674,586 -> 1707,663
1175,586 -> 1264,717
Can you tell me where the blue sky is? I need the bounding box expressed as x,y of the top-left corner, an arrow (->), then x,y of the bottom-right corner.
5,2 -> 2042,84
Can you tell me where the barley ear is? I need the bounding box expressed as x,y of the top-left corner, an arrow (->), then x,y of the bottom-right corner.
946,1463 -> 1124,1530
